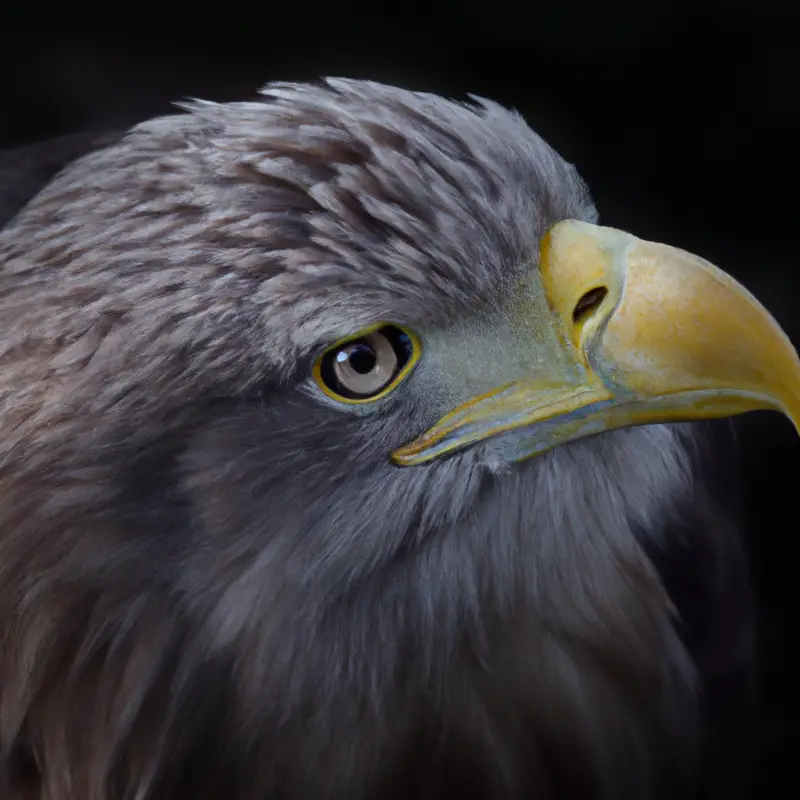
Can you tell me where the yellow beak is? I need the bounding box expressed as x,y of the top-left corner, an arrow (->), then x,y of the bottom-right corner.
393,219 -> 800,466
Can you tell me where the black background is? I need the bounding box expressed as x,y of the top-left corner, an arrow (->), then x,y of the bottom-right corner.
2,4 -> 796,792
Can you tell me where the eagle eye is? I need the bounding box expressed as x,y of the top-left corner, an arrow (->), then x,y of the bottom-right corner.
314,324 -> 421,403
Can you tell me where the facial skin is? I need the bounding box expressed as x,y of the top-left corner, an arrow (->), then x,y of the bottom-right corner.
0,79 -> 793,799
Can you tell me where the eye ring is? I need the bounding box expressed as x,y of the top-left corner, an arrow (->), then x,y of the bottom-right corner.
313,323 -> 421,404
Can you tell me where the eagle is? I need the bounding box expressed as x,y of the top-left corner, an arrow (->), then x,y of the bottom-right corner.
0,78 -> 797,800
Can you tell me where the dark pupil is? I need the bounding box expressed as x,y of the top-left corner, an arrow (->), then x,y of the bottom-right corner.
346,343 -> 377,374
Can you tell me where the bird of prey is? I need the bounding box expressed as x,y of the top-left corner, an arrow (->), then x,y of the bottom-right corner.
0,78 -> 797,800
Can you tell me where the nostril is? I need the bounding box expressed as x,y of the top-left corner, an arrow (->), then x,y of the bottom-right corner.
572,286 -> 608,325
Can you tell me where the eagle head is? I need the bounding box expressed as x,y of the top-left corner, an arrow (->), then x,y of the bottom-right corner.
0,79 -> 796,799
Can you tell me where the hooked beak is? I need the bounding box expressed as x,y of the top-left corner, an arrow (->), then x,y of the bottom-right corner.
393,219 -> 800,466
